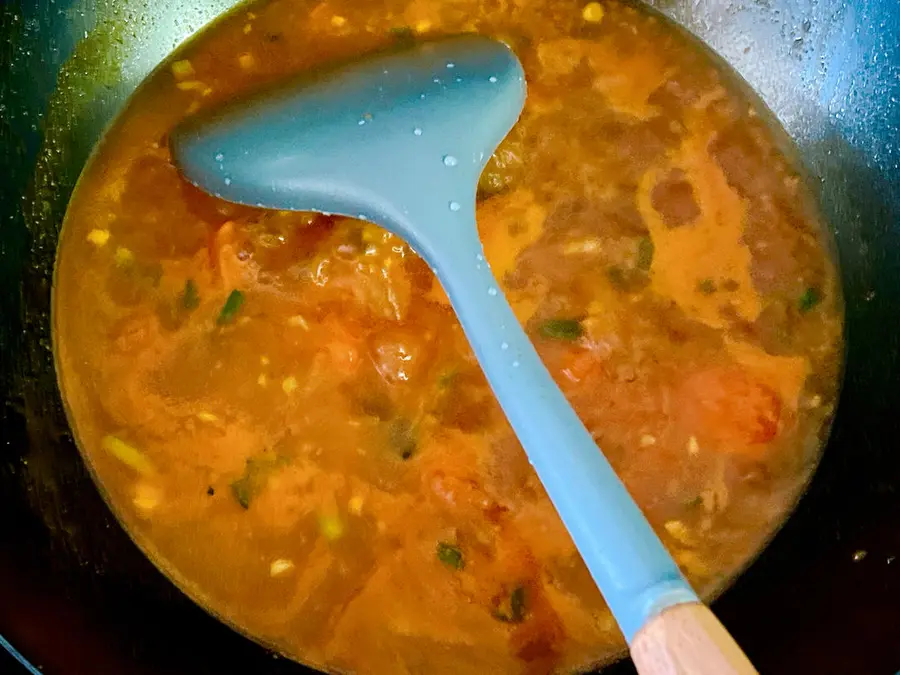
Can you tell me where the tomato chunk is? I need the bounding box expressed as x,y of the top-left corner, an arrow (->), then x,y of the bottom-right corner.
679,366 -> 782,455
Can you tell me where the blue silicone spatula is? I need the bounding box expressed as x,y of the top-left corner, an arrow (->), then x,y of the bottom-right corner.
171,35 -> 757,674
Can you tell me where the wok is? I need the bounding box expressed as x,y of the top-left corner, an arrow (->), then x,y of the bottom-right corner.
1,0 -> 898,673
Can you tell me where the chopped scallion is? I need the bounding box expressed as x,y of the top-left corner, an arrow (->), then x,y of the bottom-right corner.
696,278 -> 717,295
437,542 -> 465,570
437,369 -> 459,389
230,457 -> 264,509
217,289 -> 245,325
390,26 -> 416,46
539,318 -> 584,341
493,586 -> 527,623
229,453 -> 290,510
231,475 -> 253,509
182,279 -> 200,310
684,495 -> 703,508
636,236 -> 654,271
799,286 -> 822,313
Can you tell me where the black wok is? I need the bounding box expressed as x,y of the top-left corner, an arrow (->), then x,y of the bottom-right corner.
1,0 -> 898,673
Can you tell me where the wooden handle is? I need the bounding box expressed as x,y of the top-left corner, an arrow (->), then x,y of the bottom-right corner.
630,602 -> 758,675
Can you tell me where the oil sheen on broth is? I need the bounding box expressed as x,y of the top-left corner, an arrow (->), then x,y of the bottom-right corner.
53,0 -> 843,673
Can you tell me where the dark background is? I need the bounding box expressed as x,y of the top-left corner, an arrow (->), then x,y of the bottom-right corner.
2,0 -> 899,673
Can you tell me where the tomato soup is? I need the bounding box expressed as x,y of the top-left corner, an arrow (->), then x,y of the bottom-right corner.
53,0 -> 843,672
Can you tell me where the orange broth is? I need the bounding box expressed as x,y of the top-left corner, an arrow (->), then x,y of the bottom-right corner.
53,0 -> 843,673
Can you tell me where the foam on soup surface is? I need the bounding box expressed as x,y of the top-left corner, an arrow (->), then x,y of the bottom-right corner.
54,0 -> 843,672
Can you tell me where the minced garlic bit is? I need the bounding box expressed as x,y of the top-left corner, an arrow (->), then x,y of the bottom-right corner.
287,314 -> 310,330
563,238 -> 602,255
176,80 -> 207,92
257,373 -> 267,387
330,15 -> 347,27
133,482 -> 162,512
260,355 -> 270,366
87,228 -> 110,247
348,495 -> 364,515
243,23 -> 253,34
414,19 -> 432,33
238,53 -> 256,70
196,411 -> 218,423
664,520 -> 694,546
114,246 -> 134,267
318,513 -> 344,541
102,435 -> 154,476
176,80 -> 212,97
171,59 -> 195,80
700,489 -> 719,514
282,375 -> 298,394
582,2 -> 605,23
687,435 -> 700,456
361,222 -> 391,245
640,434 -> 656,447
675,549 -> 709,576
270,558 -> 295,577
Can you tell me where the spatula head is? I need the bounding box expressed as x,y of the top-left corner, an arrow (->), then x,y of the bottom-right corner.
171,35 -> 526,250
